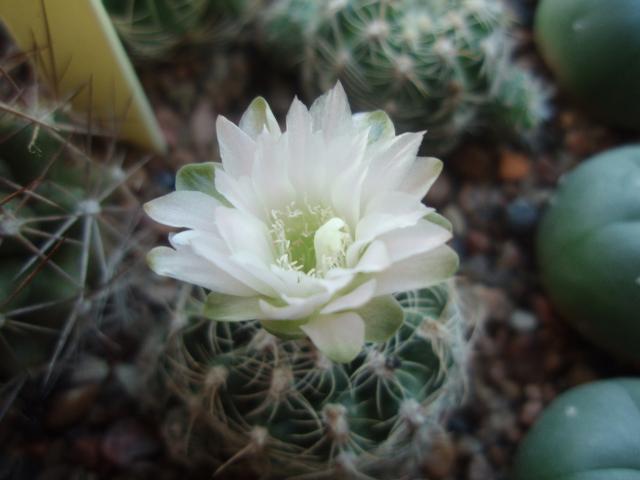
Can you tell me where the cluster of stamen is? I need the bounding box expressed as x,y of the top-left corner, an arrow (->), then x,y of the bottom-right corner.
268,200 -> 351,277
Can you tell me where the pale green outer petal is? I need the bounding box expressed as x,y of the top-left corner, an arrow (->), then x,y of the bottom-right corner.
239,96 -> 281,139
300,312 -> 365,363
399,156 -> 443,199
175,162 -> 229,205
374,245 -> 459,296
216,115 -> 256,177
146,246 -> 254,296
204,292 -> 262,321
260,318 -> 307,339
320,279 -> 377,314
352,110 -> 395,144
258,290 -> 332,320
356,295 -> 404,343
425,212 -> 453,233
143,191 -> 221,232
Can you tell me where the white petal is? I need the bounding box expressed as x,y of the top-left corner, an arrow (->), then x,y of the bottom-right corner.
361,131 -> 424,203
285,99 -> 327,203
321,279 -> 377,314
170,230 -> 279,297
215,207 -> 274,263
309,82 -> 352,139
378,219 -> 452,263
301,312 -> 365,363
144,191 -> 220,232
399,157 -> 443,199
329,131 -> 369,227
351,240 -> 391,272
239,96 -> 281,139
147,246 -> 255,296
216,115 -> 256,177
353,192 -> 429,248
374,245 -> 459,296
215,168 -> 265,219
252,133 -> 295,211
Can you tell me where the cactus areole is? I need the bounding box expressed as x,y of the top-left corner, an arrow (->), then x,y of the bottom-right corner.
537,146 -> 640,362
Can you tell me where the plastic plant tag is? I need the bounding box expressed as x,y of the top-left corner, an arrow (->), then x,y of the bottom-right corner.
0,0 -> 166,153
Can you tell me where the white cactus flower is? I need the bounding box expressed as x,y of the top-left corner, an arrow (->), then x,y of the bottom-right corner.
145,83 -> 458,363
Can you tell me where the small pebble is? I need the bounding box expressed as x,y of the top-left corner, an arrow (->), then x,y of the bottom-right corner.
499,149 -> 531,181
505,197 -> 539,232
509,310 -> 538,332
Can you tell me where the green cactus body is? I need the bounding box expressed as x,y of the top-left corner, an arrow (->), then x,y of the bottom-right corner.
262,0 -> 549,154
103,0 -> 247,60
168,283 -> 468,478
0,112 -> 141,385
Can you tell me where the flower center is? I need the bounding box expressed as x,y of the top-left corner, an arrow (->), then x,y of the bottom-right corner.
269,201 -> 351,276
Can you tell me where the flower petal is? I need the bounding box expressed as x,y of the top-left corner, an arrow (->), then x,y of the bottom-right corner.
258,290 -> 332,320
147,246 -> 254,296
260,318 -> 307,339
320,279 -> 377,314
214,168 -> 265,218
170,230 -> 277,296
301,312 -> 365,363
175,162 -> 228,204
350,192 -> 429,263
204,292 -> 262,321
378,219 -> 452,263
216,115 -> 256,177
352,110 -> 395,144
239,96 -> 281,139
361,131 -> 425,203
374,245 -> 459,296
399,156 -> 443,199
357,295 -> 404,342
144,191 -> 220,232
309,82 -> 352,139
215,207 -> 274,263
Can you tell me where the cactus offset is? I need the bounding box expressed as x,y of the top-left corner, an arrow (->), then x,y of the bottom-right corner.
262,0 -> 549,154
166,283 -> 469,478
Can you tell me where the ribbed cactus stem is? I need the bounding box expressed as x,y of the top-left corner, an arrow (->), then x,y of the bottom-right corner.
166,283 -> 470,478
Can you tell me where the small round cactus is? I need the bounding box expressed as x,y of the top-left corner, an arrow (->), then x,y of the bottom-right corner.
537,145 -> 640,362
535,0 -> 640,130
166,283 -> 469,478
261,0 -> 549,154
513,378 -> 640,480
